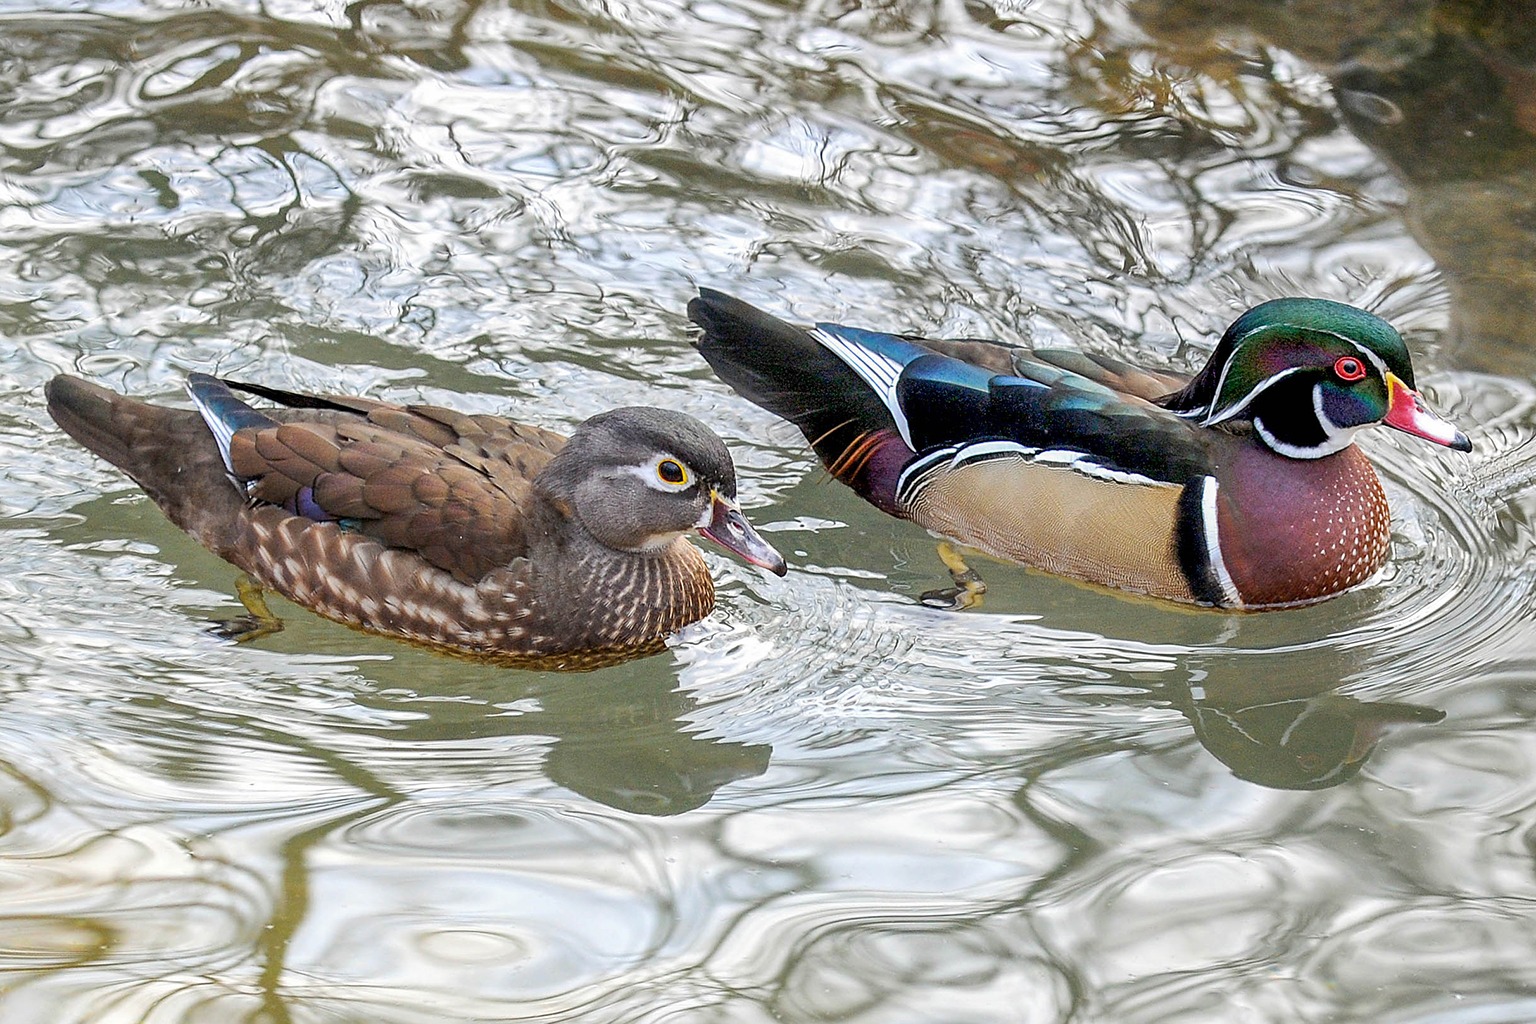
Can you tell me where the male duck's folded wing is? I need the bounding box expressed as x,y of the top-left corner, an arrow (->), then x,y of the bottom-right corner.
916,338 -> 1189,403
888,343 -> 1214,486
690,290 -> 1213,488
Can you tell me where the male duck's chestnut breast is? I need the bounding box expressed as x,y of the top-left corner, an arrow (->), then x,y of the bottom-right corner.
1213,445 -> 1391,608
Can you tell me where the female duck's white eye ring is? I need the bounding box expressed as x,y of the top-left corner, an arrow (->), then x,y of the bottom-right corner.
1334,356 -> 1367,382
657,458 -> 688,485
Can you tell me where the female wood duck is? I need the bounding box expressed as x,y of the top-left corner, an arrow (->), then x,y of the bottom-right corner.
46,373 -> 785,666
689,289 -> 1471,610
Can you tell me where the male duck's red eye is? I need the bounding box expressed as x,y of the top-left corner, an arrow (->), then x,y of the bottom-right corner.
1333,356 -> 1367,382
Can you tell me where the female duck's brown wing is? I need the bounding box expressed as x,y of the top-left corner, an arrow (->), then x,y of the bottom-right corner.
221,382 -> 567,585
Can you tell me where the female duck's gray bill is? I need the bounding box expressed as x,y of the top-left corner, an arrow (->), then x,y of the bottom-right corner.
700,495 -> 787,575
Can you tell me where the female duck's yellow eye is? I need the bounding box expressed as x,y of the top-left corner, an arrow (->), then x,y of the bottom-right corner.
657,459 -> 688,485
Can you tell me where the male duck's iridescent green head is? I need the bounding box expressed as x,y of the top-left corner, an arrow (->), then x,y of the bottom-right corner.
1162,297 -> 1472,458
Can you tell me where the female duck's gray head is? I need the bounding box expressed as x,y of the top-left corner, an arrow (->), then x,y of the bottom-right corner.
538,406 -> 787,573
1162,298 -> 1471,458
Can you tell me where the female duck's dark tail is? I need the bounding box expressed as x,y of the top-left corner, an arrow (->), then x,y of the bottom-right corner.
46,376 -> 179,484
45,374 -> 241,543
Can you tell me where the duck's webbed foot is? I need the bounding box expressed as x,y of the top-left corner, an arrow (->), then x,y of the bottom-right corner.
209,575 -> 286,642
918,541 -> 988,611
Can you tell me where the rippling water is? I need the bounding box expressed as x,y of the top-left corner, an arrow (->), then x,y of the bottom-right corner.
4,0 -> 1536,1020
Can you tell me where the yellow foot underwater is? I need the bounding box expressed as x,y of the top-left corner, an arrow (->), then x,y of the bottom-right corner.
918,541 -> 988,611
209,575 -> 286,643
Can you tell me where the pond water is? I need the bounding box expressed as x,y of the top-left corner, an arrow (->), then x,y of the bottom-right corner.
2,0 -> 1536,1020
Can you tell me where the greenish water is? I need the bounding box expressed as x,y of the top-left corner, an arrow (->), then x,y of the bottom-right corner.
3,0 -> 1536,1021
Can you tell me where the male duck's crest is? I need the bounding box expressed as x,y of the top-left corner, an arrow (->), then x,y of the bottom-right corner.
1161,297 -> 1470,459
689,288 -> 1470,610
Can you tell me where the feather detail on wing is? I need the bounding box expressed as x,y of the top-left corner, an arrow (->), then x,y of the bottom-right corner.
805,324 -> 931,448
690,289 -> 1214,502
893,344 -> 1213,486
214,379 -> 567,584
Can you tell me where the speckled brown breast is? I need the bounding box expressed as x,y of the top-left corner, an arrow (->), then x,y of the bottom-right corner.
1212,444 -> 1390,608
223,505 -> 716,668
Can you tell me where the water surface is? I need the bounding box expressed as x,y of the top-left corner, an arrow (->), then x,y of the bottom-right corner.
3,0 -> 1536,1020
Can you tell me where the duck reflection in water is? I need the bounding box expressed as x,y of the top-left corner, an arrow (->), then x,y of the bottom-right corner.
351,654 -> 771,816
538,675 -> 770,816
1166,655 -> 1443,790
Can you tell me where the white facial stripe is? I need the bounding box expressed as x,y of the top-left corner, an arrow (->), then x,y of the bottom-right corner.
1252,323 -> 1394,374
1200,476 -> 1241,607
1253,387 -> 1364,459
1203,320 -> 1395,424
1276,325 -> 1393,379
1284,323 -> 1394,376
1253,419 -> 1292,456
1199,319 -> 1298,423
1203,366 -> 1301,426
1312,381 -> 1335,434
621,457 -> 695,493
1341,336 -> 1390,378
1309,383 -> 1368,455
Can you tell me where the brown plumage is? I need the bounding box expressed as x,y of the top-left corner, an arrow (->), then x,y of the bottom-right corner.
46,374 -> 785,669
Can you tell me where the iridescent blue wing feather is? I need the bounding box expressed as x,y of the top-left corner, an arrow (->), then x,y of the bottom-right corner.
892,353 -> 999,451
979,354 -> 1211,483
689,289 -> 1216,504
185,373 -> 279,480
881,341 -> 1211,483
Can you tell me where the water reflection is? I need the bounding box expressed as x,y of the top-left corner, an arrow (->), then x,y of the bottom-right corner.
5,0 -> 1536,1020
355,661 -> 773,815
1170,660 -> 1444,790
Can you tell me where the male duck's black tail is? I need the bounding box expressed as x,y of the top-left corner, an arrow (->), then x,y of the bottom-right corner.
688,288 -> 899,467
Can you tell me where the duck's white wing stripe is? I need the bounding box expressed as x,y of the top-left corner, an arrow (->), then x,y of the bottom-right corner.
186,381 -> 240,477
896,438 -> 1169,504
896,440 -> 1035,502
949,439 -> 1036,463
810,326 -> 914,448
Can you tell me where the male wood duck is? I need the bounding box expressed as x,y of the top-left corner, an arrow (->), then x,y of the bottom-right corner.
46,373 -> 785,667
689,289 -> 1471,610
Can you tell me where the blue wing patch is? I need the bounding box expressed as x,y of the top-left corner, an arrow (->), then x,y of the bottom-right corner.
812,323 -> 933,368
186,373 -> 279,481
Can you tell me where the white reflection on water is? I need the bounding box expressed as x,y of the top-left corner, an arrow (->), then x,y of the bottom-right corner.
3,0 -> 1536,1020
